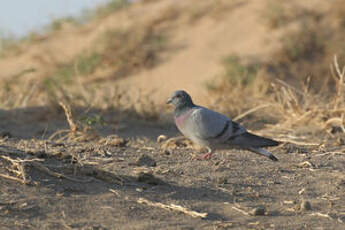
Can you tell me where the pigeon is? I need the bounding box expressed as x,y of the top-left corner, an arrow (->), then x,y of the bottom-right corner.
167,90 -> 279,161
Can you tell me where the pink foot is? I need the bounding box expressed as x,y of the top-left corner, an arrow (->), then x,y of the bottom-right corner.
192,153 -> 212,160
202,152 -> 213,160
192,148 -> 213,160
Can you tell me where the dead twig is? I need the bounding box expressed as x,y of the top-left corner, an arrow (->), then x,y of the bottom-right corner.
233,103 -> 275,121
232,206 -> 250,216
298,161 -> 315,169
48,129 -> 70,141
275,78 -> 304,96
274,138 -> 319,146
137,198 -> 208,218
59,101 -> 77,133
0,173 -> 28,184
49,164 -> 125,185
29,161 -> 92,183
309,212 -> 333,220
331,55 -> 345,109
109,189 -> 120,197
0,155 -> 39,184
1,155 -> 44,163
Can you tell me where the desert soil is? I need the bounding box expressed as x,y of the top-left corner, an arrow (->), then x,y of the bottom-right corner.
0,108 -> 345,230
0,0 -> 344,229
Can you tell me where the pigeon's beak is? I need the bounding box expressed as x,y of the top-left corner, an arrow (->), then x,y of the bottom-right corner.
166,97 -> 172,104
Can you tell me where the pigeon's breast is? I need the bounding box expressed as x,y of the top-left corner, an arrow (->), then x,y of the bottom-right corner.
175,109 -> 207,146
174,110 -> 194,136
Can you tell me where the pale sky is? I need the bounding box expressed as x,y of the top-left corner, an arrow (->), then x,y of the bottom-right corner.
0,0 -> 110,37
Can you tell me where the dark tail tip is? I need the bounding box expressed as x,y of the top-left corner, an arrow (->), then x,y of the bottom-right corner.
269,154 -> 279,161
271,140 -> 281,146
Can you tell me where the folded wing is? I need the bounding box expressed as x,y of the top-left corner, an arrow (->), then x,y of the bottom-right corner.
189,106 -> 246,141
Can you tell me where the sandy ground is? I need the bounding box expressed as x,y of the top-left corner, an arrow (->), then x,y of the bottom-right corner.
0,107 -> 345,230
0,0 -> 344,229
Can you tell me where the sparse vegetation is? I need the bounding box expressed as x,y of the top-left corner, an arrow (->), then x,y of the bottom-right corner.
207,0 -> 345,135
262,1 -> 290,28
46,17 -> 79,32
96,26 -> 168,80
1,1 -> 345,229
221,55 -> 258,87
209,54 -> 345,135
0,33 -> 18,57
0,6 -> 169,122
206,55 -> 269,121
93,0 -> 130,18
262,2 -> 345,91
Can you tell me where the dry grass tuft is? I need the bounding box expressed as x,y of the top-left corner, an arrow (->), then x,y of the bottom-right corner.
48,100 -> 101,143
59,101 -> 77,134
206,56 -> 271,125
262,1 -> 345,92
137,197 -> 208,218
208,54 -> 345,142
270,56 -> 345,134
207,0 -> 345,138
92,25 -> 168,82
0,143 -> 126,186
262,1 -> 293,29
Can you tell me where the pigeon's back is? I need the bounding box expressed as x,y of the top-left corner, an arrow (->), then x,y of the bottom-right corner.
183,106 -> 245,146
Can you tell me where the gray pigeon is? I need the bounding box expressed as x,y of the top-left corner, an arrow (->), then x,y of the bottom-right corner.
167,90 -> 279,161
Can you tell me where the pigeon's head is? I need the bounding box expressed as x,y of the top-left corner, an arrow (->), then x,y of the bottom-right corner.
167,90 -> 194,108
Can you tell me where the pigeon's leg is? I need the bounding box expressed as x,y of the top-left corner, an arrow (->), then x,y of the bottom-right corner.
202,147 -> 213,159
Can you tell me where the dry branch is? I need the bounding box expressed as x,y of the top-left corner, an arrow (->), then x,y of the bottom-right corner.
331,55 -> 345,109
232,206 -> 250,216
0,155 -> 37,184
29,161 -> 92,183
109,189 -> 120,197
49,164 -> 125,185
0,153 -> 93,184
309,212 -> 333,220
1,155 -> 44,163
233,104 -> 275,121
274,138 -> 319,146
137,198 -> 208,218
59,101 -> 77,133
0,173 -> 28,184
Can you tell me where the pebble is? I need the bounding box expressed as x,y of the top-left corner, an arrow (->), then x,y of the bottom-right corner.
300,200 -> 312,211
157,135 -> 167,143
135,154 -> 157,167
250,206 -> 266,216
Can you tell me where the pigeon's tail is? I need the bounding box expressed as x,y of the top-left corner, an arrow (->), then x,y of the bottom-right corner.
247,147 -> 278,161
230,132 -> 280,148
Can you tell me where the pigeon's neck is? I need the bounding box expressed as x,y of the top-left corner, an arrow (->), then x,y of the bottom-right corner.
174,103 -> 195,117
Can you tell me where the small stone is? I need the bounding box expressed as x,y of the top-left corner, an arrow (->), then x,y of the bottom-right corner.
135,154 -> 157,167
36,151 -> 48,158
157,135 -> 167,143
216,176 -> 228,185
300,200 -> 312,211
0,131 -> 12,138
100,135 -> 127,147
163,149 -> 171,155
137,172 -> 164,185
250,206 -> 266,216
51,142 -> 65,147
61,154 -> 72,160
336,137 -> 345,145
298,188 -> 306,195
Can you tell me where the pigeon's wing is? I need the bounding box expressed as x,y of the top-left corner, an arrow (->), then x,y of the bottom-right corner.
228,132 -> 280,147
188,106 -> 246,141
